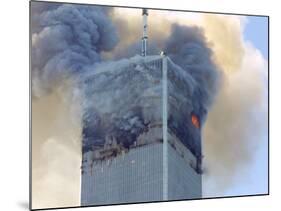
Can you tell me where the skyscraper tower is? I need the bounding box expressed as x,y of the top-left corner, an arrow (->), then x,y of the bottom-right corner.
80,8 -> 203,206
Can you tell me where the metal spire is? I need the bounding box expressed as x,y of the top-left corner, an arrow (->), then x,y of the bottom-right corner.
141,9 -> 148,57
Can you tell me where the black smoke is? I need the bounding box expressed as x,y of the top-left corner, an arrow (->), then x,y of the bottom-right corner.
109,20 -> 220,107
164,24 -> 220,110
111,22 -> 221,120
31,2 -> 119,97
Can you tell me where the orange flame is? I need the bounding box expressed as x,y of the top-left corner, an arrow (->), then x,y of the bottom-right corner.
191,114 -> 200,129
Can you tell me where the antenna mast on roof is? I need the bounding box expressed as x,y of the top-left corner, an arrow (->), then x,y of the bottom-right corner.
141,9 -> 148,57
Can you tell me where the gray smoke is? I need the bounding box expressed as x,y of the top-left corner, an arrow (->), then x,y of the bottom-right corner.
112,23 -> 221,115
31,2 -> 119,98
164,24 -> 220,109
31,2 -> 120,208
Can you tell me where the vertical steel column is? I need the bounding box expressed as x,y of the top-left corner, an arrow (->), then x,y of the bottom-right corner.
162,56 -> 168,200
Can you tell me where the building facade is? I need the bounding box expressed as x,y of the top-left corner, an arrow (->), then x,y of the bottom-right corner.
80,55 -> 203,206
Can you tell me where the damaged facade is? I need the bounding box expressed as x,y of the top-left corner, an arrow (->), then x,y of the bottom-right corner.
80,55 -> 205,205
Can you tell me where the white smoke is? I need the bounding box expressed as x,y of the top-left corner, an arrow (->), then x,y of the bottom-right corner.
202,41 -> 268,196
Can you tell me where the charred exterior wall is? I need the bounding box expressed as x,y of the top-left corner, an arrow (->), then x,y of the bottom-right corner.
80,56 -> 203,205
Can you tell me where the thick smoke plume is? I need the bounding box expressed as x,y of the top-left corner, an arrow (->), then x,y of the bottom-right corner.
200,15 -> 268,196
31,2 -> 119,208
164,24 -> 220,111
31,2 -> 118,97
110,21 -> 221,111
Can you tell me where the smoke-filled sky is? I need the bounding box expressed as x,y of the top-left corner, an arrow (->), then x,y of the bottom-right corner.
31,2 -> 268,209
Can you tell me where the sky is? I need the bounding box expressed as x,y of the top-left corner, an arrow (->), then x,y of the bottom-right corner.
244,16 -> 268,59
